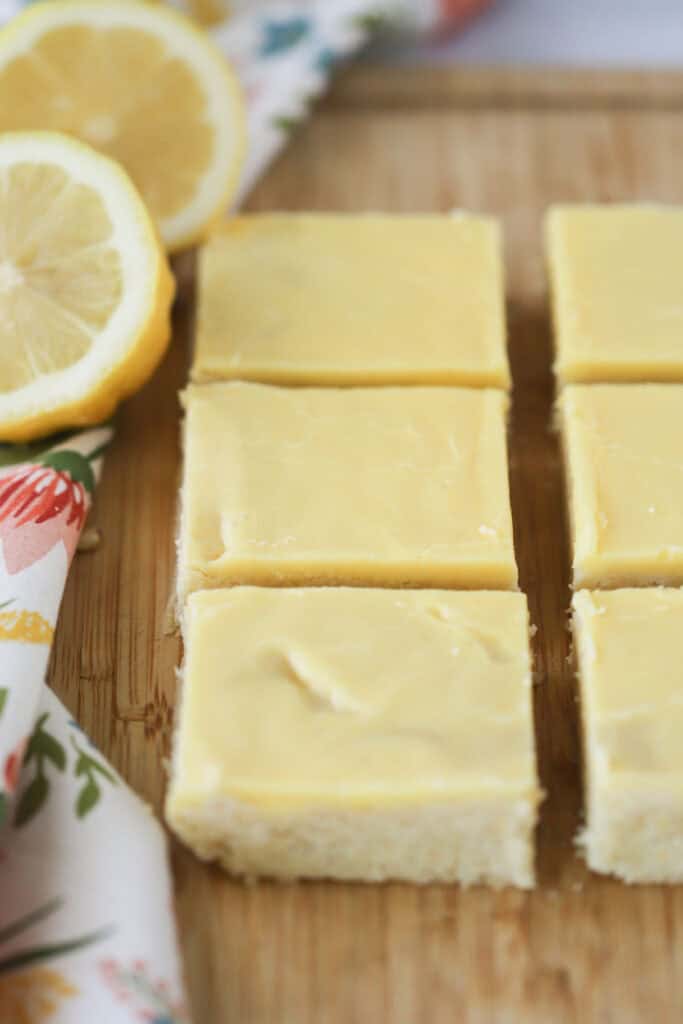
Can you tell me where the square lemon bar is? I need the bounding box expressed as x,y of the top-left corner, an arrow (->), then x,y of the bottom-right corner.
192,214 -> 509,388
547,205 -> 683,384
178,382 -> 518,600
559,384 -> 683,588
573,589 -> 683,882
166,587 -> 540,886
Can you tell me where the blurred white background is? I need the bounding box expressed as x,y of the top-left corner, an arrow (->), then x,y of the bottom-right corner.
377,0 -> 683,67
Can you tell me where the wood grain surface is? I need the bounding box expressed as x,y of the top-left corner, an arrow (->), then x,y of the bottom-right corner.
49,67 -> 683,1023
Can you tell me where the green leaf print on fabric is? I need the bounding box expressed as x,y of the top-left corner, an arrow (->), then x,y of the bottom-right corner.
72,737 -> 117,820
12,717 -> 118,826
33,728 -> 67,771
40,451 -> 96,496
14,774 -> 49,827
353,12 -> 392,33
0,897 -> 113,977
273,114 -> 303,134
76,781 -> 99,818
14,714 -> 66,827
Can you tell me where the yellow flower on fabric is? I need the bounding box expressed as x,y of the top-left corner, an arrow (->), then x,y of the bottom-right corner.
0,968 -> 77,1023
0,610 -> 53,645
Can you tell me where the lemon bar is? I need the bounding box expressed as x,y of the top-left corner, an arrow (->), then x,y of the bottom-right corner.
547,205 -> 683,384
573,589 -> 683,882
559,385 -> 683,588
192,214 -> 509,387
166,587 -> 540,886
178,382 -> 518,600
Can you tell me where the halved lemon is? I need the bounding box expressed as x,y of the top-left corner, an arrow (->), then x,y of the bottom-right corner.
0,132 -> 174,443
0,1 -> 245,251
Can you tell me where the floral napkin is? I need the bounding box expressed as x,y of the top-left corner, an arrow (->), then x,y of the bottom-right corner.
0,2 -> 488,1022
0,430 -> 190,1024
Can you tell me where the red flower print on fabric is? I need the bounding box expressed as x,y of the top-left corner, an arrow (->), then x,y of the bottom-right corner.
437,0 -> 492,29
0,460 -> 90,575
3,737 -> 27,794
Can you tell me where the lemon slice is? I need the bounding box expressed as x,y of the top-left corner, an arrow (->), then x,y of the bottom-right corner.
0,132 -> 174,443
0,1 -> 245,251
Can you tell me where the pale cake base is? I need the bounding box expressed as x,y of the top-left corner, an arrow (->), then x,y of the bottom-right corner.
577,786 -> 683,884
170,794 -> 537,888
166,588 -> 539,888
573,589 -> 683,882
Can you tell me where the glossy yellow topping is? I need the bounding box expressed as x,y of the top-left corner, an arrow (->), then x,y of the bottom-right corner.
547,205 -> 683,384
178,382 -> 518,599
559,384 -> 683,588
168,587 -> 538,810
193,214 -> 509,387
573,588 -> 683,881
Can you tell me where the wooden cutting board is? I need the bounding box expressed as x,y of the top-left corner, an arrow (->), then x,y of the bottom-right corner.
50,66 -> 683,1023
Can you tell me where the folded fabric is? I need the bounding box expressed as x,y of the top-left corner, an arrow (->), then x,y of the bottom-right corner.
0,429 -> 188,1023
